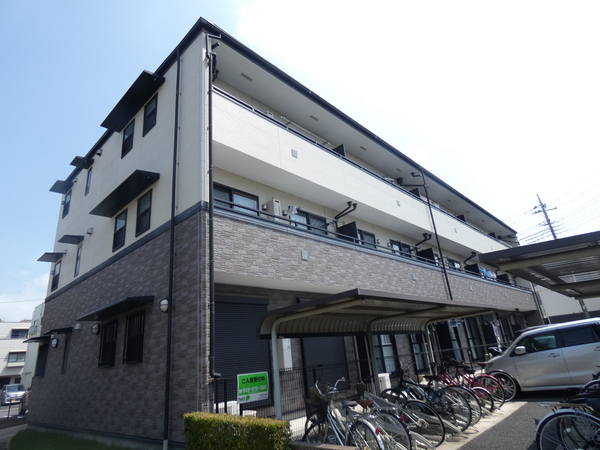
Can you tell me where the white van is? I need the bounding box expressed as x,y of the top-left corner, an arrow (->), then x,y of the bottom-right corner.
484,318 -> 600,395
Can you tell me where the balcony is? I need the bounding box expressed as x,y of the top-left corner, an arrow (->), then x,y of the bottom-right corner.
212,88 -> 512,258
213,198 -> 529,293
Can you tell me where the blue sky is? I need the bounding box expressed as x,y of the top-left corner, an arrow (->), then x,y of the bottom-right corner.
1,1 -> 599,321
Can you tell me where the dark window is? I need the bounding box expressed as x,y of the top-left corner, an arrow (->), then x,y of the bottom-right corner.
51,261 -> 61,291
560,326 -> 600,347
61,336 -> 70,374
390,240 -> 412,257
143,95 -> 157,136
8,352 -> 26,363
99,321 -> 118,368
214,184 -> 259,216
85,167 -> 92,195
373,335 -> 398,374
290,211 -> 327,234
62,190 -> 71,218
123,311 -> 144,364
465,317 -> 485,360
113,210 -> 127,251
122,120 -> 134,157
358,230 -> 376,248
35,344 -> 49,377
11,329 -> 28,339
74,245 -> 82,276
410,334 -> 428,372
135,191 -> 152,236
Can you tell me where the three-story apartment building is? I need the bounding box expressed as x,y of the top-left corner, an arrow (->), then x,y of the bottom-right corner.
33,18 -> 539,447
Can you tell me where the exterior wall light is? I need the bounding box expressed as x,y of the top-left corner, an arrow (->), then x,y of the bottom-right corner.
74,323 -> 82,331
159,298 -> 169,313
91,323 -> 101,335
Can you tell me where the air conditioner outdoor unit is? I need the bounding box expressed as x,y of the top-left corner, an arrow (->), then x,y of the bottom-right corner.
266,198 -> 282,222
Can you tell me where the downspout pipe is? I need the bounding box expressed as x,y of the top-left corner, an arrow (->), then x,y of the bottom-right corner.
163,48 -> 181,450
419,169 -> 454,301
206,33 -> 221,381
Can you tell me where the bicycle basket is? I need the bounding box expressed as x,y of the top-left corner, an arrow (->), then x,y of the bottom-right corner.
305,388 -> 328,422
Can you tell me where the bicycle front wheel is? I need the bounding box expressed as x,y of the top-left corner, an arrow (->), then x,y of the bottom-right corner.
373,412 -> 412,450
536,408 -> 600,450
445,386 -> 482,426
471,386 -> 494,414
349,418 -> 386,450
473,375 -> 505,408
399,399 -> 446,447
303,420 -> 336,445
437,387 -> 472,432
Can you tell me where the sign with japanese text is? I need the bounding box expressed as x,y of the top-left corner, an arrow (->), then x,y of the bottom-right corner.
237,371 -> 269,403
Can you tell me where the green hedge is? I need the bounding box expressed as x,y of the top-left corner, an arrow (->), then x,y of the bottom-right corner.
184,412 -> 291,450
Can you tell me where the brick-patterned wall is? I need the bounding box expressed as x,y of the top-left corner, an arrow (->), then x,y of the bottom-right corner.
213,215 -> 537,312
30,231 -> 172,441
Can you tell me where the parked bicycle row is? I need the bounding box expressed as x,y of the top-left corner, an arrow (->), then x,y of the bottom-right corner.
302,359 -> 514,449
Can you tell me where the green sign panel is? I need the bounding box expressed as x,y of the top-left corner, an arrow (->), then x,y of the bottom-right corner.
237,371 -> 269,403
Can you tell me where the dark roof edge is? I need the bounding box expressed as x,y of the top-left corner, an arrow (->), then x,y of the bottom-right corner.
480,230 -> 600,263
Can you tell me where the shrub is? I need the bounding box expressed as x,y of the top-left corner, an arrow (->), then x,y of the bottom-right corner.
184,412 -> 291,450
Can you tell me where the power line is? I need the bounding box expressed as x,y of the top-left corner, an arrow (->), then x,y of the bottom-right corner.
0,298 -> 44,305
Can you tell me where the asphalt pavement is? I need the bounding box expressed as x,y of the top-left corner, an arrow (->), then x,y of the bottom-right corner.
444,391 -> 563,450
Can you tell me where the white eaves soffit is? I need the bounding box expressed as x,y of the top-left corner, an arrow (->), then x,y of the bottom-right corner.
257,288 -> 503,339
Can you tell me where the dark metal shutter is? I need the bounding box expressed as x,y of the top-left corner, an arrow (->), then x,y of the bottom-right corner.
302,336 -> 348,387
215,296 -> 270,379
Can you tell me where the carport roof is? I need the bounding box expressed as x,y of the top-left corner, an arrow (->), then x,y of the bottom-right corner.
479,230 -> 600,301
258,288 -> 502,338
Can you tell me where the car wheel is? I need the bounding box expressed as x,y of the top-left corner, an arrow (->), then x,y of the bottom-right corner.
494,373 -> 518,401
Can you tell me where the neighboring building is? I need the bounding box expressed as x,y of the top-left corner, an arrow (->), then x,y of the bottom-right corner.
21,303 -> 45,388
33,18 -> 539,447
0,321 -> 30,388
535,286 -> 600,323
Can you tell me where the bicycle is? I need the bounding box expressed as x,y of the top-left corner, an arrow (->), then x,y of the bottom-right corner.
442,357 -> 506,407
535,393 -> 600,449
356,377 -> 441,449
380,367 -> 473,434
303,378 -> 404,449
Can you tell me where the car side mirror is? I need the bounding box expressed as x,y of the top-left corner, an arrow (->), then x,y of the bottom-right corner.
514,346 -> 527,355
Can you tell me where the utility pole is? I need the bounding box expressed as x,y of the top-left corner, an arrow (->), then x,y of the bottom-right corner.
534,194 -> 557,240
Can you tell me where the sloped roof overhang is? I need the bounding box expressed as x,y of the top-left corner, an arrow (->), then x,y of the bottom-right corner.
258,288 -> 496,339
480,231 -> 600,301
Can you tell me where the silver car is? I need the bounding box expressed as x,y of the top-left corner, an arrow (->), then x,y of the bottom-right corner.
1,383 -> 26,406
485,318 -> 600,394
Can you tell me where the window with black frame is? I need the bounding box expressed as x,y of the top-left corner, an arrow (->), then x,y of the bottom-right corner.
390,240 -> 412,257
409,334 -> 428,372
123,311 -> 144,364
289,210 -> 327,234
143,95 -> 157,136
51,261 -> 61,291
213,184 -> 259,216
135,191 -> 152,236
99,321 -> 118,368
61,335 -> 70,374
35,344 -> 49,377
122,120 -> 134,157
62,190 -> 71,218
373,335 -> 398,374
113,210 -> 127,251
358,229 -> 376,248
464,317 -> 485,360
